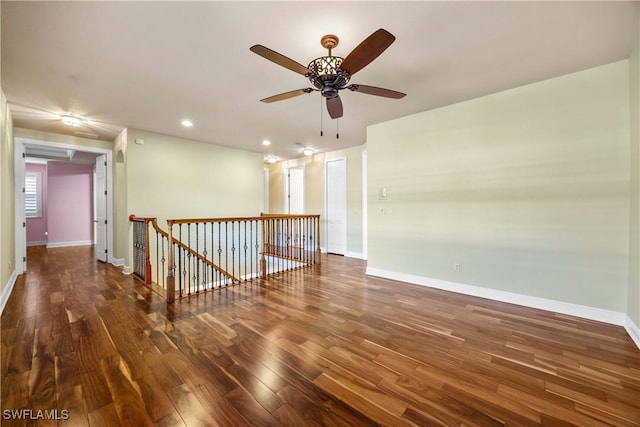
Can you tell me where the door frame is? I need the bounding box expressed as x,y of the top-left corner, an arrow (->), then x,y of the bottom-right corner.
14,137 -> 114,273
324,156 -> 347,255
362,149 -> 367,260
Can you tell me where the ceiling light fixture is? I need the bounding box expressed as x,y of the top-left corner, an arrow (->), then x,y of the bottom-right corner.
181,119 -> 193,127
303,148 -> 314,156
262,139 -> 271,146
265,156 -> 278,164
61,116 -> 83,127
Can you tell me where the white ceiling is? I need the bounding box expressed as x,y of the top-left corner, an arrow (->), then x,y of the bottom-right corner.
2,1 -> 638,161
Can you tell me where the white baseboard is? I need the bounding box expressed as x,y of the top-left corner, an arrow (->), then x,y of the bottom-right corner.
46,240 -> 93,248
0,269 -> 17,315
345,251 -> 365,260
111,257 -> 124,267
366,267 -> 637,348
122,265 -> 132,275
26,241 -> 47,247
625,316 -> 640,349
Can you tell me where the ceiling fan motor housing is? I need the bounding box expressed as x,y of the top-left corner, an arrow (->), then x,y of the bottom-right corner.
307,56 -> 351,98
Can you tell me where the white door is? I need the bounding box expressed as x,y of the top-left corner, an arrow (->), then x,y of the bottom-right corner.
326,159 -> 346,255
287,167 -> 304,214
95,155 -> 108,262
15,143 -> 26,274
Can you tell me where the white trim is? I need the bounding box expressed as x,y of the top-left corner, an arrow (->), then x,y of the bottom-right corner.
15,137 -> 114,267
112,258 -> 125,267
625,316 -> 640,349
362,149 -> 367,261
366,267 -> 633,336
26,241 -> 47,247
0,270 -> 17,315
122,265 -> 132,275
345,251 -> 365,260
15,141 -> 26,274
46,240 -> 94,248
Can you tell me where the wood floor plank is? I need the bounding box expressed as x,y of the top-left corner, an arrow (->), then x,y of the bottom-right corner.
99,355 -> 154,426
1,245 -> 638,426
167,383 -> 220,427
56,384 -> 89,427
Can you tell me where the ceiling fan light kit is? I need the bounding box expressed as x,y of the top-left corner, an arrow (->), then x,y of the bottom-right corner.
250,28 -> 406,123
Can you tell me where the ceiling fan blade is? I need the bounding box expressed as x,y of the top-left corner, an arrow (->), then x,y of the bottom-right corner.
326,96 -> 343,119
250,45 -> 310,76
260,88 -> 313,103
347,84 -> 406,99
340,29 -> 395,75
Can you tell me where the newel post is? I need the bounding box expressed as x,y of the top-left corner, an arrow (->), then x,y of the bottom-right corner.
166,220 -> 176,302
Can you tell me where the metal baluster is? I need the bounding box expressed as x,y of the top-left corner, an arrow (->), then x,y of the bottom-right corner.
211,222 -> 216,289
231,221 -> 236,284
160,235 -> 166,287
194,223 -> 198,293
243,221 -> 248,283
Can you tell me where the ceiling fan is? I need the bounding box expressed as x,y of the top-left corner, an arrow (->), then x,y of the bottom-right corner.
250,28 -> 406,120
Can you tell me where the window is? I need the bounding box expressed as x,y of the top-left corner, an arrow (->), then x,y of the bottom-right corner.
25,171 -> 42,218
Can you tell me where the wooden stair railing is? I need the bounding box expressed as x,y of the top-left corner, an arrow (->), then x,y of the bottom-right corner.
130,213 -> 321,302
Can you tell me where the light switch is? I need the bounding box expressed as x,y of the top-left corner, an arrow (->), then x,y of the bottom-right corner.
378,187 -> 387,200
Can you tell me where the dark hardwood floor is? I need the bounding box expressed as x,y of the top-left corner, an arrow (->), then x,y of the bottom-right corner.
1,245 -> 639,426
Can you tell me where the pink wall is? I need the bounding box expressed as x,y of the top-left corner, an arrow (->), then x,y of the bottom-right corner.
47,162 -> 94,245
26,163 -> 48,245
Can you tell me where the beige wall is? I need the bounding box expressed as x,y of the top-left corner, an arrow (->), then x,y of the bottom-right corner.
268,144 -> 365,256
1,90 -> 15,296
628,19 -> 640,330
124,128 -> 264,268
368,61 -> 630,312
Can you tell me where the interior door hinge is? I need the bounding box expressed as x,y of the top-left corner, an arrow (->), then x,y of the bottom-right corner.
23,222 -> 26,227
104,161 -> 107,166
105,249 -> 108,254
22,153 -> 26,158
23,256 -> 26,262
104,190 -> 107,195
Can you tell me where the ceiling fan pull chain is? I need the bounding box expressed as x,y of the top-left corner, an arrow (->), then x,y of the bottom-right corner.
320,96 -> 324,136
336,118 -> 339,140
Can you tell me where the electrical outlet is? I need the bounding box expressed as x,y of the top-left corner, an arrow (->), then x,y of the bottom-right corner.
454,263 -> 460,272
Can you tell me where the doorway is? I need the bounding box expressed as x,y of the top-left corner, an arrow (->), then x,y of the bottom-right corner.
326,158 -> 346,255
14,137 -> 114,274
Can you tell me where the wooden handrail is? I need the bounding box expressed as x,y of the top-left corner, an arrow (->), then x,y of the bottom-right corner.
166,213 -> 320,225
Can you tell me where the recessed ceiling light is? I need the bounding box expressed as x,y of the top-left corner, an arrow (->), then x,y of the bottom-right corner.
181,119 -> 193,127
62,116 -> 82,127
303,148 -> 314,156
265,156 -> 278,164
262,139 -> 271,146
